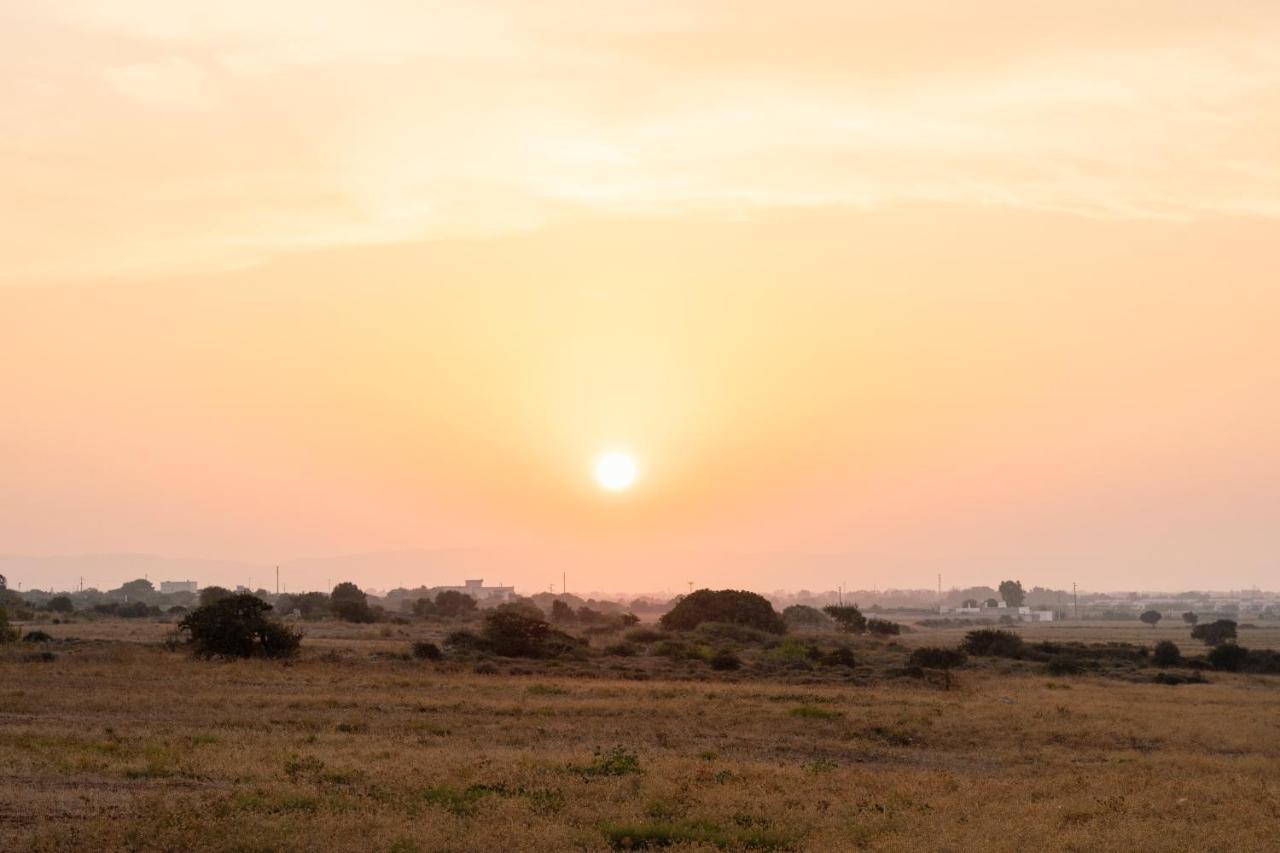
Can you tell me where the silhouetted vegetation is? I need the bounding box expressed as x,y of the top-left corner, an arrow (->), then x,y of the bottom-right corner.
1140,609 -> 1163,628
47,595 -> 74,613
910,647 -> 967,669
782,604 -> 832,629
411,641 -> 443,660
822,605 -> 866,634
199,586 -> 233,607
1152,640 -> 1181,666
434,590 -> 478,618
998,580 -> 1026,607
866,617 -> 901,637
709,649 -> 742,670
1207,643 -> 1248,672
330,582 -> 378,623
659,589 -> 785,634
179,594 -> 300,659
1182,611 -> 1198,625
962,628 -> 1026,658
1191,619 -> 1237,646
481,608 -> 582,658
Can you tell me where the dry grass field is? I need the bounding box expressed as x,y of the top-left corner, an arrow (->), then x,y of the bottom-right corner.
2,619 -> 1278,852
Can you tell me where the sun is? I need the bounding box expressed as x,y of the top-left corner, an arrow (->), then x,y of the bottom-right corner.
594,451 -> 637,492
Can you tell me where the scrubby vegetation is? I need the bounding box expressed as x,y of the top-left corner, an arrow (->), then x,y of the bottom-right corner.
178,594 -> 301,659
659,589 -> 786,634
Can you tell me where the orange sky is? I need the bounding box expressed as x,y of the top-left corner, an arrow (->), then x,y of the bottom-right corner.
2,3 -> 1279,593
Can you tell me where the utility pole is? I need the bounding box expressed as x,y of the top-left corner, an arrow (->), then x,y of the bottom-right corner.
687,580 -> 693,595
275,566 -> 280,595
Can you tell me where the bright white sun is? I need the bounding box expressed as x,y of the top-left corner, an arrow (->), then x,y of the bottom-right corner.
594,452 -> 637,492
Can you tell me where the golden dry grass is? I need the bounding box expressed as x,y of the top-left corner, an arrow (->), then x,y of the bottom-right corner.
2,621 -> 1278,851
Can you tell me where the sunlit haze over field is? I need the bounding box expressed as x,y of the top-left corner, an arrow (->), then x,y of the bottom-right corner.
2,1 -> 1279,595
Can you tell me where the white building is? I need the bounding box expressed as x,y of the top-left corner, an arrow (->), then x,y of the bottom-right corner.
434,579 -> 515,602
160,580 -> 197,594
941,603 -> 1054,622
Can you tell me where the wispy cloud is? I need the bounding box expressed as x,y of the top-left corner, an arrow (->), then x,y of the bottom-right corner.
3,1 -> 1279,282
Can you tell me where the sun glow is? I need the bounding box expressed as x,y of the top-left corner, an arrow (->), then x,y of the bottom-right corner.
594,452 -> 637,492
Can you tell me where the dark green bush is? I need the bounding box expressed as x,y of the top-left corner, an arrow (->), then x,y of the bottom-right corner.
444,630 -> 486,653
481,609 -> 581,658
821,647 -> 857,667
21,630 -> 53,643
962,629 -> 1026,658
411,641 -> 442,660
625,627 -> 664,643
179,594 -> 300,659
1207,643 -> 1248,672
822,605 -> 867,634
909,647 -> 966,669
866,618 -> 901,636
660,589 -> 785,634
1191,619 -> 1237,646
603,642 -> 638,657
709,649 -> 742,671
1152,640 -> 1181,667
434,590 -> 478,618
47,596 -> 74,614
1046,656 -> 1085,676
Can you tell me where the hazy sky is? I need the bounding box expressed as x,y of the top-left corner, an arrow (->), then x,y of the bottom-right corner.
2,2 -> 1279,593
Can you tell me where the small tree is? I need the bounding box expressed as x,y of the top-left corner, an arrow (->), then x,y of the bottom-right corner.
434,590 -> 477,618
411,597 -> 438,618
962,628 -> 1026,658
550,599 -> 576,624
984,598 -> 1000,608
179,594 -> 300,658
910,647 -> 966,669
0,606 -> 16,644
822,605 -> 867,634
866,618 -> 901,636
998,580 -> 1026,608
331,582 -> 376,623
1140,610 -> 1162,629
1152,640 -> 1181,666
961,598 -> 979,609
118,578 -> 155,600
199,586 -> 233,607
1190,619 -> 1237,646
47,595 -> 74,614
1182,612 -> 1198,626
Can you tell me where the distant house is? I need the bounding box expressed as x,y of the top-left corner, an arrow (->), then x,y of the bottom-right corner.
160,580 -> 197,594
434,579 -> 515,603
941,603 -> 1054,622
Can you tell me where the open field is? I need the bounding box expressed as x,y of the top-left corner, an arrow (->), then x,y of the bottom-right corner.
2,619 -> 1279,851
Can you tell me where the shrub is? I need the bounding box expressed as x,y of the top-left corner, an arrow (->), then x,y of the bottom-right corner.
0,608 -> 15,644
1153,671 -> 1207,685
709,649 -> 742,671
1140,610 -> 1162,628
179,594 -> 300,659
691,621 -> 777,646
21,630 -> 54,643
331,582 -> 377,623
410,597 -> 438,618
782,604 -> 832,630
1046,656 -> 1085,676
199,586 -> 233,607
1242,649 -> 1280,674
1191,619 -> 1237,646
481,609 -> 580,658
1182,612 -> 1198,625
659,590 -> 785,634
1207,643 -> 1248,672
909,647 -> 966,669
603,642 -> 638,657
582,746 -> 642,777
47,596 -> 74,614
435,590 -> 477,618
411,641 -> 442,660
625,627 -> 664,644
961,629 -> 1026,658
823,605 -> 866,634
444,630 -> 486,653
866,618 -> 901,637
1152,640 -> 1181,667
821,647 -> 857,667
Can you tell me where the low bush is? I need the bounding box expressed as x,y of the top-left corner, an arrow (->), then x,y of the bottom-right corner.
782,604 -> 832,630
21,630 -> 54,643
443,630 -> 486,653
411,641 -> 442,660
692,621 -> 778,646
660,589 -> 785,634
1152,640 -> 1181,667
820,647 -> 856,668
961,629 -> 1026,658
1191,619 -> 1237,646
0,608 -> 17,644
866,618 -> 901,637
823,605 -> 867,634
1153,671 -> 1208,685
625,627 -> 664,644
1046,656 -> 1085,676
603,642 -> 638,657
909,647 -> 966,669
581,746 -> 642,777
179,594 -> 300,659
1207,643 -> 1248,672
481,608 -> 582,659
709,649 -> 742,671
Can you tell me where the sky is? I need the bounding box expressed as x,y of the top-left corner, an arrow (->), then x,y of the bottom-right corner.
2,2 -> 1279,594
